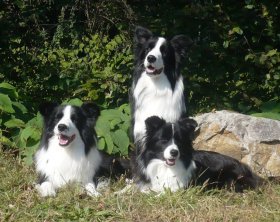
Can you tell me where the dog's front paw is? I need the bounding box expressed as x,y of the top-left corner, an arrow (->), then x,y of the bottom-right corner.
36,182 -> 56,197
85,183 -> 100,197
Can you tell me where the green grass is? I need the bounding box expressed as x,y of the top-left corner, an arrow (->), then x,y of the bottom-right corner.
1,151 -> 280,222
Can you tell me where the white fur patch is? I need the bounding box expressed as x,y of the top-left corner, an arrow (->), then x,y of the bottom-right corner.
145,159 -> 196,193
36,181 -> 56,197
133,73 -> 185,141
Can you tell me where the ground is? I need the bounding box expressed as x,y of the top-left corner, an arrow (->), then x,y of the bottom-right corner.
1,151 -> 280,222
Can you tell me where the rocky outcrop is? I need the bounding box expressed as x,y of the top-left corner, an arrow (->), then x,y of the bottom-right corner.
193,110 -> 280,177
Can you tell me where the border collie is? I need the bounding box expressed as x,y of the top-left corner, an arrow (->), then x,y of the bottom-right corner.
35,102 -> 102,197
131,116 -> 262,193
131,26 -> 192,143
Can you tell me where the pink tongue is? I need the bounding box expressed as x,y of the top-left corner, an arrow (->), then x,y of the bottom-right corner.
59,135 -> 69,145
166,159 -> 175,166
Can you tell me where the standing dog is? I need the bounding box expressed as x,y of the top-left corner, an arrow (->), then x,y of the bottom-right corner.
131,26 -> 192,144
35,102 -> 102,197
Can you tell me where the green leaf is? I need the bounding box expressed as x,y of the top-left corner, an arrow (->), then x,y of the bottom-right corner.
0,93 -> 15,113
251,112 -> 280,121
260,101 -> 280,113
12,101 -> 28,114
100,109 -> 122,120
0,82 -> 18,99
111,129 -> 129,153
104,133 -> 114,154
20,126 -> 40,144
96,118 -> 111,135
4,118 -> 25,128
97,137 -> 105,150
230,27 -> 243,35
62,98 -> 83,106
0,135 -> 15,147
266,49 -> 277,57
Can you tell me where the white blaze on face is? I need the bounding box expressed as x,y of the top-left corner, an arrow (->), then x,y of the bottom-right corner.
144,37 -> 166,72
54,106 -> 78,146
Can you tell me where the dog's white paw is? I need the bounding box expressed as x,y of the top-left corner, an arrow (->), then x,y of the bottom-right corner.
96,178 -> 110,191
85,183 -> 100,197
36,182 -> 56,197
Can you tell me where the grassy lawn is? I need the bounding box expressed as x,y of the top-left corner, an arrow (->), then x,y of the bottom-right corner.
1,150 -> 280,222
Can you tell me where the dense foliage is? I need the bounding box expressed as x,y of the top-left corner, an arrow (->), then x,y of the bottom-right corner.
1,0 -> 279,160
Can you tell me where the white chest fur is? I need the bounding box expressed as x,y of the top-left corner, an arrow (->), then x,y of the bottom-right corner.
35,136 -> 101,188
146,159 -> 196,193
133,72 -> 185,140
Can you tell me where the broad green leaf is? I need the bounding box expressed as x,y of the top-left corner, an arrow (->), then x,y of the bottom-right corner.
104,133 -> 114,154
266,49 -> 277,57
62,98 -> 83,106
0,135 -> 15,147
110,118 -> 122,129
0,93 -> 15,113
4,118 -> 25,128
100,109 -> 122,120
97,137 -> 105,150
12,101 -> 28,114
251,112 -> 280,121
20,126 -> 40,143
0,82 -> 18,99
96,118 -> 111,135
111,129 -> 129,153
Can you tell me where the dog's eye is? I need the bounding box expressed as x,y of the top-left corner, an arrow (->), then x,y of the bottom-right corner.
56,113 -> 63,119
160,139 -> 169,144
71,115 -> 77,121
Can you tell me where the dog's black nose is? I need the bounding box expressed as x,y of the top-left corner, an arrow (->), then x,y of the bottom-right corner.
58,124 -> 68,132
170,149 -> 179,157
147,55 -> 156,63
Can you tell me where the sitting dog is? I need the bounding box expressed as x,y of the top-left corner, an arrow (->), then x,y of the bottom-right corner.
131,26 -> 192,144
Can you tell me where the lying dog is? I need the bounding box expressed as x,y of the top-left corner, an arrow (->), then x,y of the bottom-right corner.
35,102 -> 102,197
130,116 -> 263,193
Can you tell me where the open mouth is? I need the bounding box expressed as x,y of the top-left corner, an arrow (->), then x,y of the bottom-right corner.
165,158 -> 176,166
58,134 -> 76,146
146,65 -> 163,75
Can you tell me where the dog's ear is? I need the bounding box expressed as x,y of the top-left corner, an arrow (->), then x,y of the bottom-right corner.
39,102 -> 59,117
145,116 -> 166,134
81,102 -> 100,119
171,35 -> 193,59
134,26 -> 153,44
177,117 -> 198,140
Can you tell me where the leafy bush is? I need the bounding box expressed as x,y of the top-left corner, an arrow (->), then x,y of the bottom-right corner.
96,104 -> 131,156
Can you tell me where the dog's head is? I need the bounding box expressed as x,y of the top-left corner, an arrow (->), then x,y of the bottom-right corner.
39,102 -> 100,150
143,116 -> 197,166
134,26 -> 192,78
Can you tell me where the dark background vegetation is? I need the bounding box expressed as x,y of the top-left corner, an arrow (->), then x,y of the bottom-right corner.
0,0 -> 280,160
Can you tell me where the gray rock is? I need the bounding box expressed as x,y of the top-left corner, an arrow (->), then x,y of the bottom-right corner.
193,110 -> 280,177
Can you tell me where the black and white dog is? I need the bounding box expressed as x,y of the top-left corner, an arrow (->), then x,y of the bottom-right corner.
35,102 -> 102,197
131,26 -> 192,143
131,116 -> 262,193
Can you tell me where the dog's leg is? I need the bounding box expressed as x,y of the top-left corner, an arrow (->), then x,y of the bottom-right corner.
36,181 -> 56,197
85,183 -> 100,197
